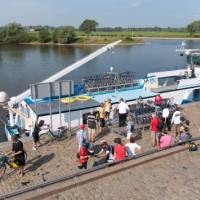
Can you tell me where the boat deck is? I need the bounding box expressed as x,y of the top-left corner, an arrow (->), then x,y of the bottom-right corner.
28,88 -> 157,116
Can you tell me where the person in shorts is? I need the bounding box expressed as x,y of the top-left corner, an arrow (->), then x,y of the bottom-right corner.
149,113 -> 160,147
32,120 -> 45,150
104,98 -> 112,120
9,135 -> 26,177
87,110 -> 97,143
99,103 -> 106,132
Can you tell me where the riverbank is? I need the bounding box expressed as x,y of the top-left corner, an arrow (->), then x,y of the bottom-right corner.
2,36 -> 200,47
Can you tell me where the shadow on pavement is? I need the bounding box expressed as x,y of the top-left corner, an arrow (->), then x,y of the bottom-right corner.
25,153 -> 55,172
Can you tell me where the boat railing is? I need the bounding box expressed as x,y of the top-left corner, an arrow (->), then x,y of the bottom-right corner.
85,80 -> 140,92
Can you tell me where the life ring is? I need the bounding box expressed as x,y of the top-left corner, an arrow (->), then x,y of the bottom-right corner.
76,96 -> 91,101
61,97 -> 77,104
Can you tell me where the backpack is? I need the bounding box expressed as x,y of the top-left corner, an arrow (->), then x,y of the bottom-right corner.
189,142 -> 198,151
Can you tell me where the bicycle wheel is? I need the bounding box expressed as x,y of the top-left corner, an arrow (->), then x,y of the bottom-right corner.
39,131 -> 53,144
0,165 -> 6,180
51,130 -> 67,140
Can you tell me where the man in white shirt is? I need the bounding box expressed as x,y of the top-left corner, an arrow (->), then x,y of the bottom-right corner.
162,107 -> 171,131
117,98 -> 129,127
171,108 -> 181,137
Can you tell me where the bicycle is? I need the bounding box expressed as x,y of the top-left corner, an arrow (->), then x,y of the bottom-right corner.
0,151 -> 27,180
39,125 -> 69,144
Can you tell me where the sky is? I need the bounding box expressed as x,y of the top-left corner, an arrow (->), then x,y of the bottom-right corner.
0,0 -> 200,28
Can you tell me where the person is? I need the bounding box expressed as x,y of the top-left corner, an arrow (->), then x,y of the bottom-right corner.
154,94 -> 163,106
78,142 -> 90,169
99,103 -> 106,132
32,120 -> 46,150
8,135 -> 26,177
126,116 -> 134,140
92,140 -> 114,167
114,138 -> 126,161
104,98 -> 112,120
159,131 -> 173,149
179,127 -> 192,143
125,137 -> 141,157
87,110 -> 97,143
162,107 -> 171,131
149,113 -> 160,147
76,124 -> 87,150
117,98 -> 129,127
171,107 -> 182,138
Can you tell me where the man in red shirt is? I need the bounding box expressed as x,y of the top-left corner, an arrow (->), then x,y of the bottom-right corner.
114,138 -> 126,161
150,113 -> 160,147
154,94 -> 163,106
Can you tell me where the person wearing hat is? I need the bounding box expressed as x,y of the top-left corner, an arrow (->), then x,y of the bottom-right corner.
76,124 -> 87,150
8,135 -> 26,177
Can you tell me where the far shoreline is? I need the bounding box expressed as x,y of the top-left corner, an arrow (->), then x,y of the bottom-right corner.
1,36 -> 200,47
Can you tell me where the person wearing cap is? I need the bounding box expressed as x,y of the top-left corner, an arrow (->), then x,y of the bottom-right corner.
76,124 -> 87,150
8,136 -> 26,177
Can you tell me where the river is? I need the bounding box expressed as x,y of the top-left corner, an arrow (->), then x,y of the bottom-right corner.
0,39 -> 200,141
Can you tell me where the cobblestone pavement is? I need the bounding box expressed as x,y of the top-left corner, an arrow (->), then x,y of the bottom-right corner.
46,149 -> 200,200
0,102 -> 200,197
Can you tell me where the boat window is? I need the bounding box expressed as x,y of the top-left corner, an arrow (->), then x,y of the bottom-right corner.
158,76 -> 179,87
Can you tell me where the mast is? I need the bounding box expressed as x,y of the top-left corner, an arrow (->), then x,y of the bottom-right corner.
12,40 -> 122,104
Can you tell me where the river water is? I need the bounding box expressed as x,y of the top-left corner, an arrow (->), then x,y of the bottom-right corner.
0,39 -> 200,141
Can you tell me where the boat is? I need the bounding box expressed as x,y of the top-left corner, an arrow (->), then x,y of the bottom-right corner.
3,40 -> 200,140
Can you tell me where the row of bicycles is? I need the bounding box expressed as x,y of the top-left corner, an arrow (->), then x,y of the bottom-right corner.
111,98 -> 177,128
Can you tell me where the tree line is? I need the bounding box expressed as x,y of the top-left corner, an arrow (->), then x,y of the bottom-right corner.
0,19 -> 98,44
0,19 -> 200,44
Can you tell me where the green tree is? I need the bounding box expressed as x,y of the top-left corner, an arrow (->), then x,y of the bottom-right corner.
0,28 -> 6,42
38,29 -> 51,43
187,20 -> 200,36
52,29 -> 59,43
79,19 -> 99,35
57,26 -> 76,44
3,22 -> 30,43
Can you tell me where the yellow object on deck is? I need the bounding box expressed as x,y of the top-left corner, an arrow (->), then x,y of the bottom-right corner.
60,97 -> 77,104
75,96 -> 91,101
